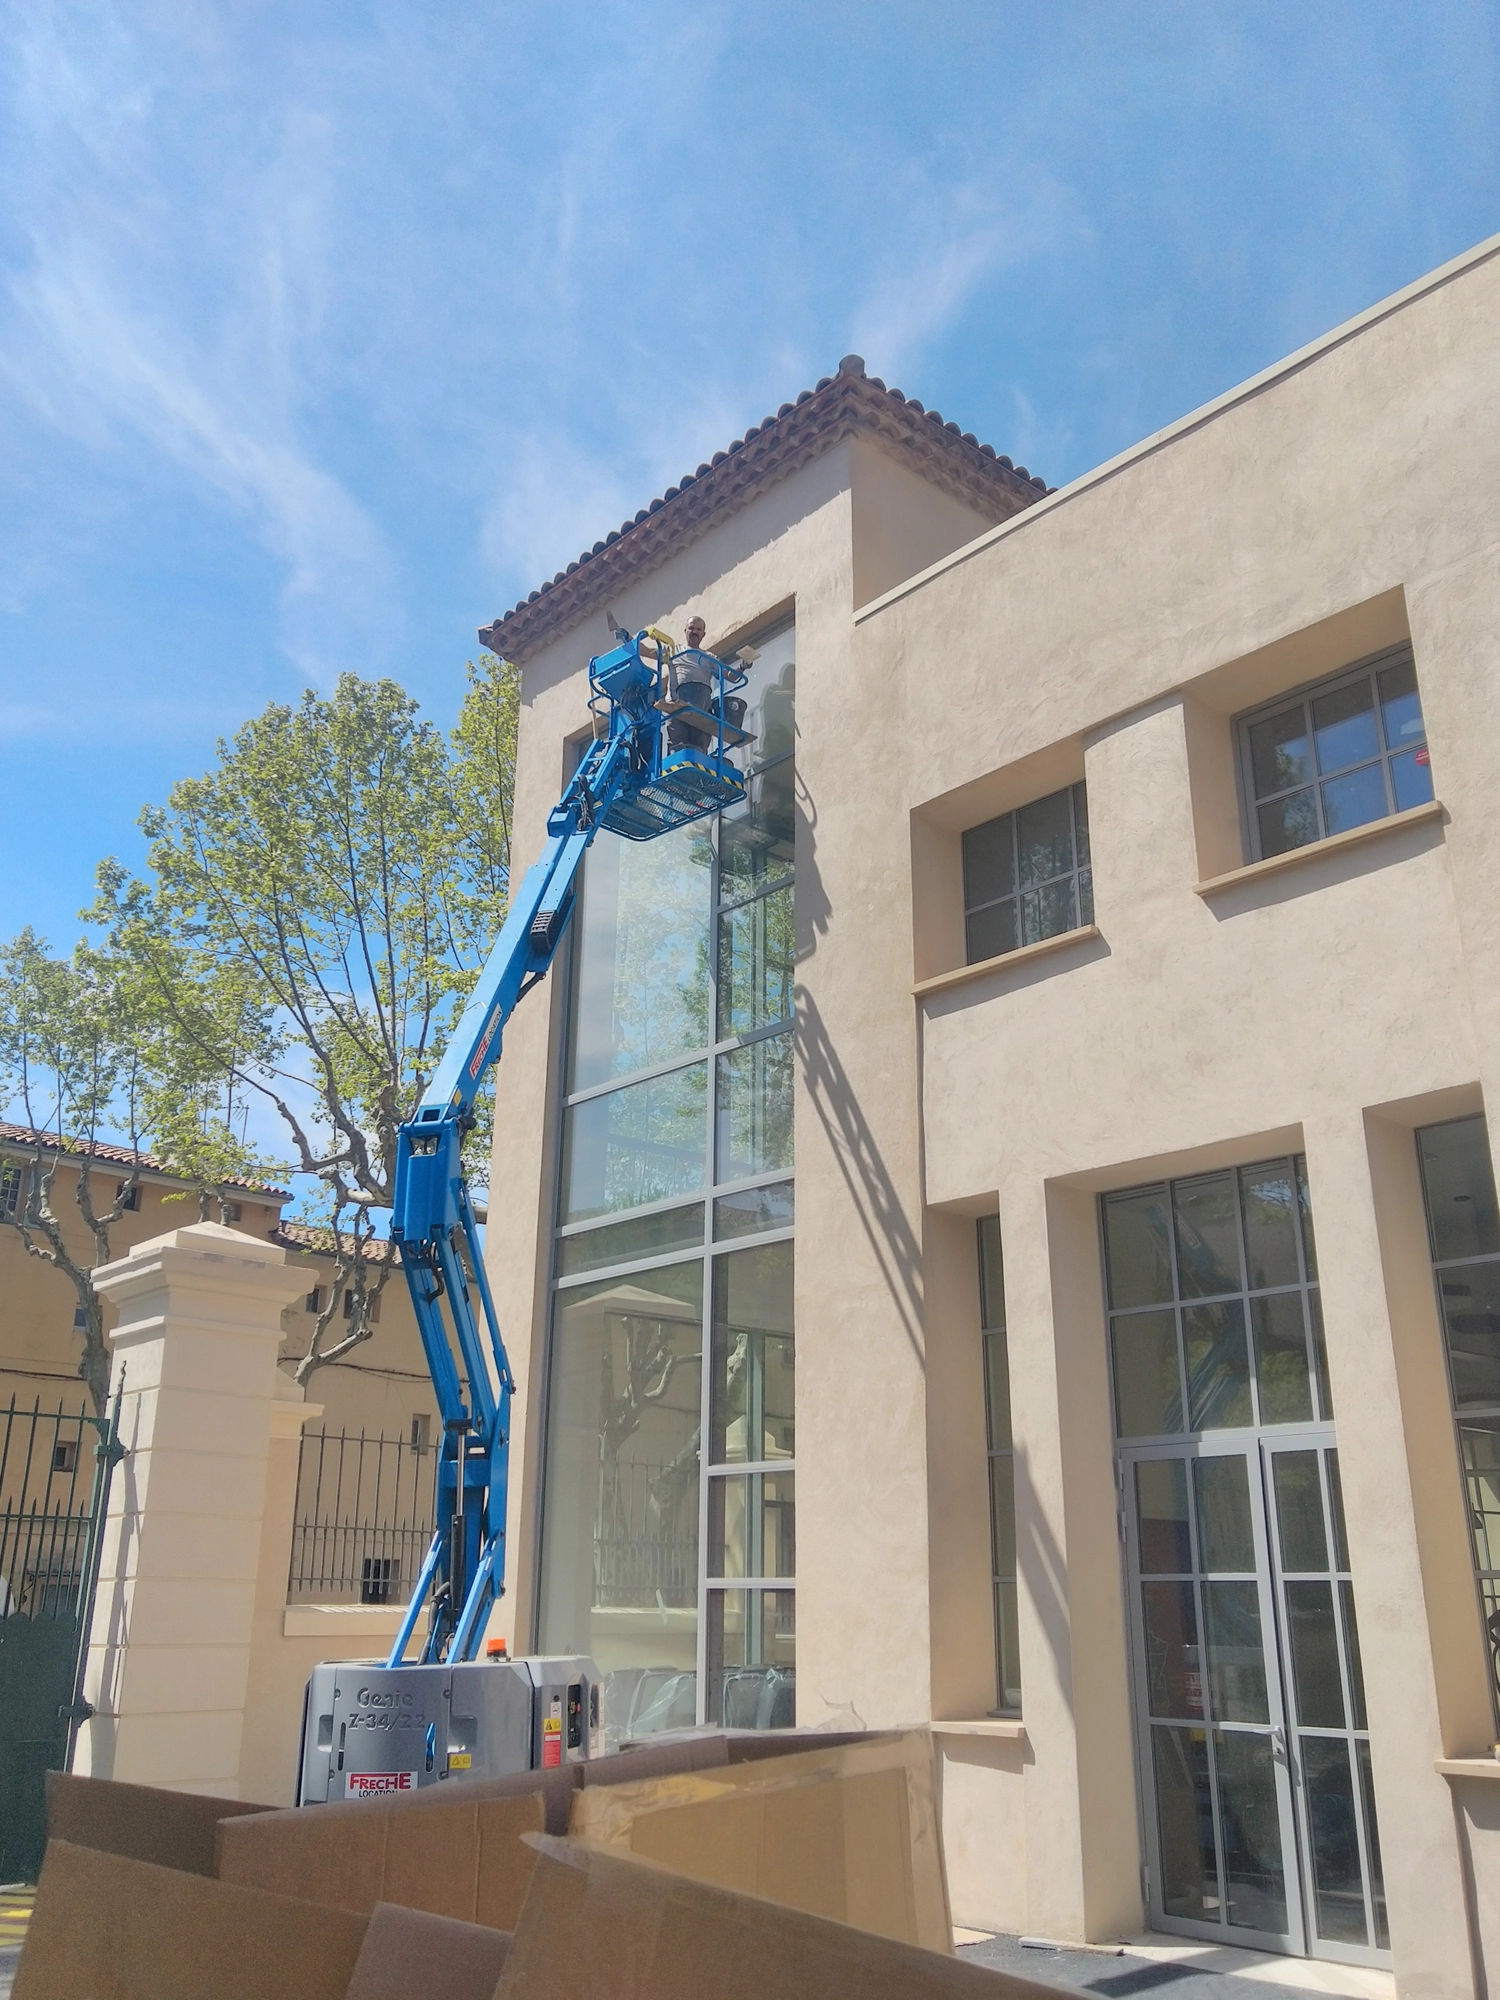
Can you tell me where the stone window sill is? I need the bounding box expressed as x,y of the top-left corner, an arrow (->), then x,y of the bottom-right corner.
914,926 -> 1101,1000
1436,1757 -> 1500,1781
1195,799 -> 1445,899
930,1718 -> 1027,1740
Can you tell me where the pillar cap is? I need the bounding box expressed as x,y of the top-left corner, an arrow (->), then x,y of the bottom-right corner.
93,1219 -> 310,1310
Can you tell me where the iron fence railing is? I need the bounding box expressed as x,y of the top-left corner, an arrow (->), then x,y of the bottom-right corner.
593,1457 -> 697,1608
287,1428 -> 438,1605
0,1397 -> 104,1621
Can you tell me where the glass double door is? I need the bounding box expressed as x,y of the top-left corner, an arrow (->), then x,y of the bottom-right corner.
1122,1429 -> 1389,1964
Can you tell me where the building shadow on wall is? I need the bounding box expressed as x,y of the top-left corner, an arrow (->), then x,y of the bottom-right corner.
1013,1442 -> 1075,1716
795,990 -> 925,1367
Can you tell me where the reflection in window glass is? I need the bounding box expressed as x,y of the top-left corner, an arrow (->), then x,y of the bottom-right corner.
560,1064 -> 707,1223
718,883 -> 794,1037
1104,1158 -> 1327,1438
1418,1116 -> 1500,1727
545,618 -> 796,1734
1239,646 -> 1433,860
536,1263 -> 702,1684
716,1033 -> 793,1182
961,783 -> 1092,965
978,1216 -> 1020,1710
567,824 -> 711,1090
710,1240 -> 794,1465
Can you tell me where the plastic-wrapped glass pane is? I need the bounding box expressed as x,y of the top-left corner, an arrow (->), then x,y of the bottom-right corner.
706,1588 -> 796,1728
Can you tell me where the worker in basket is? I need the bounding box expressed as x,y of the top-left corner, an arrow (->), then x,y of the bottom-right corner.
668,615 -> 746,752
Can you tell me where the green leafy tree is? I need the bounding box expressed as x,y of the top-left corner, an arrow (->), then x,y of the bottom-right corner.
0,932 -> 258,1412
92,659 -> 519,1384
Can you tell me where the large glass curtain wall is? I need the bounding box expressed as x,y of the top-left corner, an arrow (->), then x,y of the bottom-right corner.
538,621 -> 796,1743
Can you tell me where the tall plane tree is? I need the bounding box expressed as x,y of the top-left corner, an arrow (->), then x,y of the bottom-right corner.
93,659 -> 519,1385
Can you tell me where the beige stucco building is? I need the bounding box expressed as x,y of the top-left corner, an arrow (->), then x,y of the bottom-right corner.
0,1124 -> 438,1444
477,229 -> 1500,1993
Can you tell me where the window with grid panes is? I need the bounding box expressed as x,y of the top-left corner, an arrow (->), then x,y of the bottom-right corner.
1237,646 -> 1433,862
1416,1115 -> 1500,1726
977,1216 -> 1020,1711
961,783 -> 1092,965
537,619 -> 796,1745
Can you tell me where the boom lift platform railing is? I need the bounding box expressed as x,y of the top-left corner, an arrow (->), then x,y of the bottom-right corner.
386,623 -> 752,1670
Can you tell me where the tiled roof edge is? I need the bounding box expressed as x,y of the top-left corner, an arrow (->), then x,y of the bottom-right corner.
479,357 -> 1051,663
0,1121 -> 289,1201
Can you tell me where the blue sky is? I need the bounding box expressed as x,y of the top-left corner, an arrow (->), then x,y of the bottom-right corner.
2,0 -> 1497,952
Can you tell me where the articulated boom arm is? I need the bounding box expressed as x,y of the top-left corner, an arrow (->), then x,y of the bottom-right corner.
386,628 -> 749,1667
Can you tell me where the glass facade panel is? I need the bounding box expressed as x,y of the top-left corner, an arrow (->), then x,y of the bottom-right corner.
535,1263 -> 703,1687
961,782 -> 1092,964
539,619 -> 797,1733
559,1065 -> 707,1223
1239,646 -> 1432,861
978,1216 -> 1021,1710
1418,1115 -> 1500,1727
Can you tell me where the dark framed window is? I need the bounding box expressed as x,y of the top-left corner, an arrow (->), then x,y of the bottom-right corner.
1237,646 -> 1433,862
1416,1115 -> 1500,1726
977,1216 -> 1020,1712
961,783 -> 1092,966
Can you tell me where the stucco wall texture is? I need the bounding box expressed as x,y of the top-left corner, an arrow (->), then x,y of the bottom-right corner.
486,233 -> 1500,1993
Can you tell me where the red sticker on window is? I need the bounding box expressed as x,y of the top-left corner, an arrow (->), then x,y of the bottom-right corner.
1415,748 -> 1430,765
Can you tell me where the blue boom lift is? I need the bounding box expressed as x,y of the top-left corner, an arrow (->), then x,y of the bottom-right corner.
385,623 -> 751,1670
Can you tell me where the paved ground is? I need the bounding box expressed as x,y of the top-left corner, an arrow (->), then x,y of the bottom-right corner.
957,1933 -> 1393,2000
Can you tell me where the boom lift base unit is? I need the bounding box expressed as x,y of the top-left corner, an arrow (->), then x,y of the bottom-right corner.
299,626 -> 751,1795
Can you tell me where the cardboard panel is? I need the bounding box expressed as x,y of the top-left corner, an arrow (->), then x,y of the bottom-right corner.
581,1736 -> 730,1788
495,1837 -> 1077,2000
45,1770 -> 273,1876
567,1728 -> 951,1950
14,1839 -> 367,2000
217,1785 -> 546,1931
342,1903 -> 510,2000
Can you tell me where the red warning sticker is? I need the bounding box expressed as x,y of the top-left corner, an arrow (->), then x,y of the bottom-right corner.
542,1697 -> 563,1769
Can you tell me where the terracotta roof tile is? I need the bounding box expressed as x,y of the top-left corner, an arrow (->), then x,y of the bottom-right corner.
0,1121 -> 289,1200
479,356 -> 1052,662
273,1220 -> 401,1265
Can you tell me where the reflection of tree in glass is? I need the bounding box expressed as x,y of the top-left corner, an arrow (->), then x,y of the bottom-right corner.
607,829 -> 711,1073
594,1305 -> 700,1605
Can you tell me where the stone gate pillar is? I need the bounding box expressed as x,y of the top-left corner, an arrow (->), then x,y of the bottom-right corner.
75,1221 -> 311,1797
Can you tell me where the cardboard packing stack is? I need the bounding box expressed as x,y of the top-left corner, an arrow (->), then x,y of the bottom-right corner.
15,1731 -> 1074,2000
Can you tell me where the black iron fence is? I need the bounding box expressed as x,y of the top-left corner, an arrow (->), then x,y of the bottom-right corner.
0,1390 -> 123,1881
287,1428 -> 438,1605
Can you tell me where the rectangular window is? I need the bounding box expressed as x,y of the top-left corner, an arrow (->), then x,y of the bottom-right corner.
1102,1158 -> 1328,1439
1237,645 -> 1433,861
305,1286 -> 324,1314
539,618 -> 797,1741
0,1162 -> 22,1217
978,1216 -> 1021,1712
1416,1115 -> 1500,1725
117,1182 -> 141,1212
961,782 -> 1092,965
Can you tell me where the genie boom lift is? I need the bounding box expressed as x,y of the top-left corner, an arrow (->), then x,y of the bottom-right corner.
298,626 -> 752,1801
